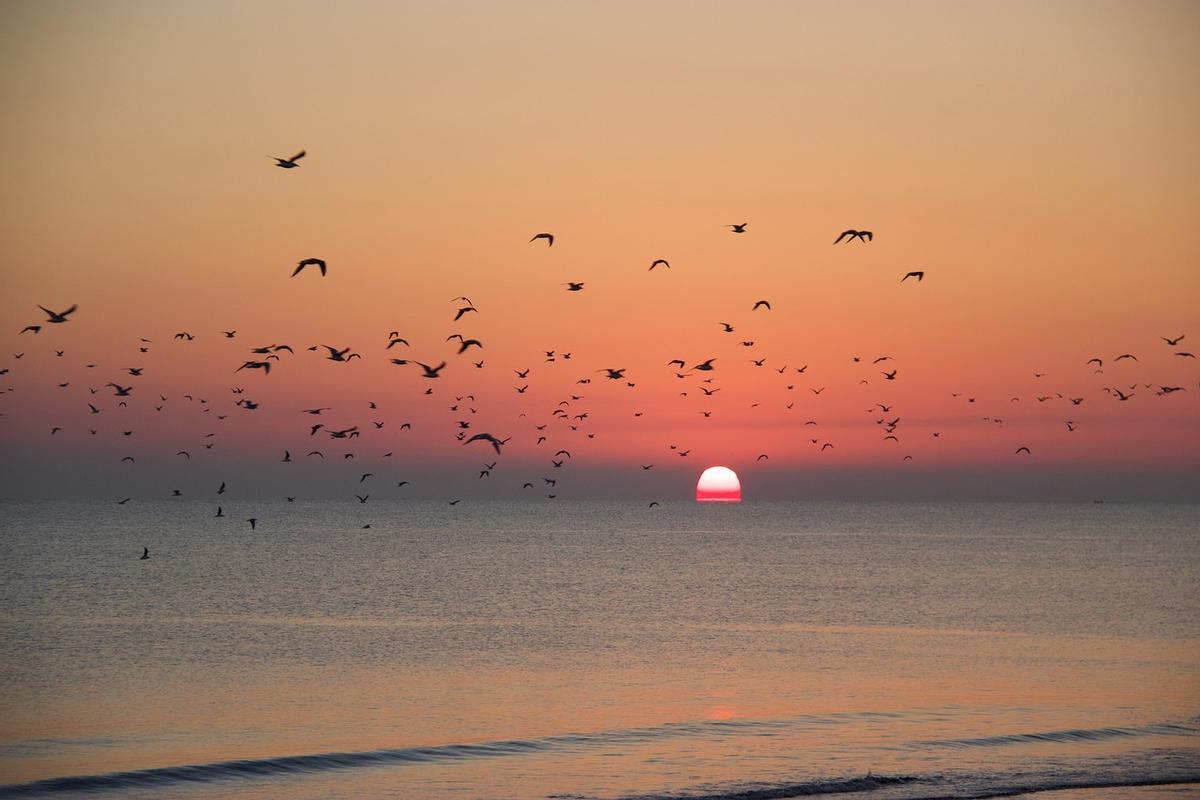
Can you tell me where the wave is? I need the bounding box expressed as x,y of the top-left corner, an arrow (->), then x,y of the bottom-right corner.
914,721 -> 1198,749
0,716 -> 1195,797
612,775 -> 1200,800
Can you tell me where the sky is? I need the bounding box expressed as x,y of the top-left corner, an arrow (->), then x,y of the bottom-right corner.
1,0 -> 1198,501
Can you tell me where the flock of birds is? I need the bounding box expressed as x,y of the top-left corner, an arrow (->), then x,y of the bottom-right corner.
4,150 -> 1196,558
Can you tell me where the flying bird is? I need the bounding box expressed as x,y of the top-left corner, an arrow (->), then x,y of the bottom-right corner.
272,150 -> 305,168
529,232 -> 554,247
38,304 -> 77,323
291,258 -> 327,277
649,259 -> 670,271
902,271 -> 924,282
727,223 -> 748,233
833,229 -> 872,244
752,300 -> 771,311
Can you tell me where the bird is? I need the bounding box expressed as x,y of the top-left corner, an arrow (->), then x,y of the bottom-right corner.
727,223 -> 748,233
140,547 -> 149,560
902,271 -> 924,282
1114,354 -> 1138,362
20,325 -> 40,334
247,518 -> 258,530
38,304 -> 78,323
529,232 -> 554,246
1015,447 -> 1031,455
649,259 -> 670,271
464,433 -> 509,454
272,150 -> 305,168
565,282 -> 585,291
833,230 -> 872,244
1161,335 -> 1185,346
719,323 -> 735,332
453,306 -> 477,321
291,258 -> 327,277
416,361 -> 446,378
1176,352 -> 1196,359
752,300 -> 771,311
690,358 -> 716,371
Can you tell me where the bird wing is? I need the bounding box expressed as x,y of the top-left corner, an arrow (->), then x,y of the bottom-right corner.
289,150 -> 306,162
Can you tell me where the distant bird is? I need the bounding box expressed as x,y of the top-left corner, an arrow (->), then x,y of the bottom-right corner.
727,223 -> 747,233
529,232 -> 554,247
38,304 -> 78,323
1015,447 -> 1031,455
1161,335 -> 1185,346
690,358 -> 716,371
1114,354 -> 1138,362
649,502 -> 660,508
902,271 -> 924,282
416,361 -> 446,378
465,432 -> 509,454
834,230 -> 872,244
140,547 -> 149,560
649,259 -> 670,271
453,306 -> 477,321
247,518 -> 258,530
272,150 -> 306,168
565,282 -> 585,291
322,345 -> 360,362
355,494 -> 369,503
292,258 -> 327,277
757,454 -> 768,461
752,300 -> 771,311
1176,352 -> 1196,359
719,323 -> 735,332
20,325 -> 40,335
215,507 -> 225,518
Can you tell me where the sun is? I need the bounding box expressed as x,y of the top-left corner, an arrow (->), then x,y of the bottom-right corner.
696,466 -> 741,503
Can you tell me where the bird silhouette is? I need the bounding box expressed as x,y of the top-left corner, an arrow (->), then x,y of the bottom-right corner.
39,304 -> 78,323
833,229 -> 872,244
291,258 -> 327,277
529,232 -> 554,246
649,259 -> 670,271
272,150 -> 305,168
902,271 -> 924,282
727,223 -> 748,233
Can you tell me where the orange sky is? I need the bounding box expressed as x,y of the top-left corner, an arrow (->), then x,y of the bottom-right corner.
1,0 -> 1197,499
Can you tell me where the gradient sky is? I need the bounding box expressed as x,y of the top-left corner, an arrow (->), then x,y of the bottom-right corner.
1,0 -> 1198,500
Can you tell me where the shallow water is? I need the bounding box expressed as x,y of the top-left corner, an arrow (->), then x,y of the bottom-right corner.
0,501 -> 1197,798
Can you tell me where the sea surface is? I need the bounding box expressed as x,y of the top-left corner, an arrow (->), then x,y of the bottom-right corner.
0,501 -> 1197,799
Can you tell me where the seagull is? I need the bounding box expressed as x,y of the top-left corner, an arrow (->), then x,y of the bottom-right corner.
902,271 -> 924,282
20,325 -> 40,334
727,223 -> 747,233
247,518 -> 258,530
833,229 -> 872,244
1015,447 -> 1031,455
530,232 -> 554,247
272,150 -> 305,168
465,432 -> 510,454
321,345 -> 358,362
649,259 -> 670,271
752,300 -> 771,311
415,361 -> 446,378
38,304 -> 78,323
1114,353 -> 1138,362
565,282 -> 585,291
140,547 -> 149,560
690,358 -> 716,371
453,306 -> 477,321
1161,335 -> 1185,346
291,258 -> 327,277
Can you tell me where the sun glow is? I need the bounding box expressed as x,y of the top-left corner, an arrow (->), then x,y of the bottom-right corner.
696,466 -> 741,503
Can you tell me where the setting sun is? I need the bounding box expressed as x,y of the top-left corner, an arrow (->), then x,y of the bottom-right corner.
696,466 -> 742,503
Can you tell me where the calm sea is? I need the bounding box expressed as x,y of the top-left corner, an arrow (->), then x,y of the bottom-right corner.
0,501 -> 1197,799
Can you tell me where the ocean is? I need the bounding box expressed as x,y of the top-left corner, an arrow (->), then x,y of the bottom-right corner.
0,500 -> 1196,799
